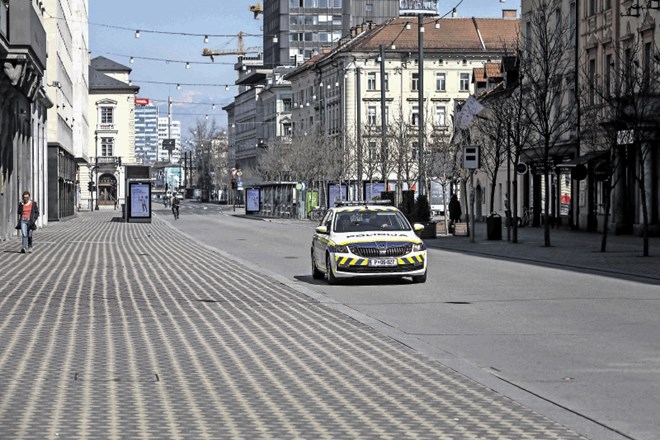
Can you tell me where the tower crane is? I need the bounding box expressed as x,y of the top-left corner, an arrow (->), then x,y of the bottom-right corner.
249,3 -> 263,19
201,32 -> 262,62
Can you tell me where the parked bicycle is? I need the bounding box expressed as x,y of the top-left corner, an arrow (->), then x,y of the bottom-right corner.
309,206 -> 327,222
519,206 -> 533,227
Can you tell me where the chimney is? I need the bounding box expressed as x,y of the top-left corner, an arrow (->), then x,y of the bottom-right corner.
502,9 -> 517,19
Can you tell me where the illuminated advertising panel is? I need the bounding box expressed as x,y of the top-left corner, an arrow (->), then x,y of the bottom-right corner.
399,0 -> 438,16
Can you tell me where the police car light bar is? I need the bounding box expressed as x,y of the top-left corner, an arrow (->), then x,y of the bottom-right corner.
334,200 -> 393,207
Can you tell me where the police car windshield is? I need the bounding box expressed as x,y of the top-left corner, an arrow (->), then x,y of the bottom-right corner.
334,210 -> 411,233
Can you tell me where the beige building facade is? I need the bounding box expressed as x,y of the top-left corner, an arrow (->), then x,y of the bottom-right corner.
84,57 -> 139,209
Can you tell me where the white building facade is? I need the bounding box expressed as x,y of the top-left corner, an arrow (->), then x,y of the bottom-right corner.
84,56 -> 139,209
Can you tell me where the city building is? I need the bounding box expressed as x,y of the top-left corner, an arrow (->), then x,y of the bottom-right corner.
518,0 -> 660,235
284,13 -> 519,197
263,0 -> 401,68
157,117 -> 181,163
134,98 -> 159,165
85,56 -> 139,209
0,0 -> 49,240
44,0 -> 90,221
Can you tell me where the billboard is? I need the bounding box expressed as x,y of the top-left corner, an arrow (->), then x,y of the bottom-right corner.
246,188 -> 261,213
129,182 -> 151,220
400,0 -> 438,16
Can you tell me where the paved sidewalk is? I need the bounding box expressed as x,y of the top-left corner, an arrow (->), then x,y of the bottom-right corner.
0,212 -> 588,439
425,222 -> 660,285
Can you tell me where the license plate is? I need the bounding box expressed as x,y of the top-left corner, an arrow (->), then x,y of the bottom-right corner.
369,258 -> 397,267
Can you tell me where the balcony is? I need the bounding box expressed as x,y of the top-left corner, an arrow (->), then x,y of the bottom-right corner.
96,156 -> 121,166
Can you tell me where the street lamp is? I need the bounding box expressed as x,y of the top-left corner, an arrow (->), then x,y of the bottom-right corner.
401,2 -> 437,198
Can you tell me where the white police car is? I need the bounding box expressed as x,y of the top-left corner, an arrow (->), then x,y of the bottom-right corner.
311,201 -> 428,284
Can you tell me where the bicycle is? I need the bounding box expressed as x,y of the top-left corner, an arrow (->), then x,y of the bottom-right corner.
519,207 -> 533,227
309,206 -> 327,222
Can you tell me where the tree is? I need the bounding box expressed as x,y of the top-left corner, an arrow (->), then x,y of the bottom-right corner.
520,0 -> 577,247
582,33 -> 660,256
189,118 -> 222,200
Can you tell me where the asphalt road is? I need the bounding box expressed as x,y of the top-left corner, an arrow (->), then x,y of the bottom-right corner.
160,201 -> 660,440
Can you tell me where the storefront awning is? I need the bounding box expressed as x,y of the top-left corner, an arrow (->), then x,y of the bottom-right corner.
556,151 -> 607,168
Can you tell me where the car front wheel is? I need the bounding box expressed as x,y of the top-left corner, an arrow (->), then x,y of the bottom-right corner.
412,271 -> 427,284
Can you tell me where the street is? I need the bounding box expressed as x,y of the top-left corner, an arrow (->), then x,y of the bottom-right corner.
0,203 -> 657,439
162,201 -> 660,440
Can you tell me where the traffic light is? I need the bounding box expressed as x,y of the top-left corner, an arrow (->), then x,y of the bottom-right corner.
88,181 -> 93,192
231,178 -> 237,189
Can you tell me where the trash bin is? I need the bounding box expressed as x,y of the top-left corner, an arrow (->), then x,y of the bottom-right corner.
486,212 -> 502,240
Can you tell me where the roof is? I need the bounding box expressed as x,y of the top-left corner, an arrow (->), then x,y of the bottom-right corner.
89,66 -> 140,94
473,62 -> 503,82
91,56 -> 132,73
355,17 -> 519,53
285,17 -> 519,80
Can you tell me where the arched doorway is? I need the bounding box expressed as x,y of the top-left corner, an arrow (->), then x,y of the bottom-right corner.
98,173 -> 117,206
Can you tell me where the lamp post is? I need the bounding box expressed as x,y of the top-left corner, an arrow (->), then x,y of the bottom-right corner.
94,134 -> 99,210
401,2 -> 436,198
417,13 -> 426,198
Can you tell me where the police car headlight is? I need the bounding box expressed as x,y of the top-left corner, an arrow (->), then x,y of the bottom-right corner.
334,244 -> 349,253
412,243 -> 424,252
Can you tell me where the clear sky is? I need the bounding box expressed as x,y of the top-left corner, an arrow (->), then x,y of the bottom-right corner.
89,0 -> 521,138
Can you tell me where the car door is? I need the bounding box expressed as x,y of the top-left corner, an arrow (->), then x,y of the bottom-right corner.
313,210 -> 334,269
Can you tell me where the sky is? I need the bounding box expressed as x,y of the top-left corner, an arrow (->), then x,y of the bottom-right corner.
88,0 -> 521,138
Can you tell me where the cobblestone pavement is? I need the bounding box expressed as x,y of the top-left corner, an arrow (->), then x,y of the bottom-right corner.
0,212 -> 587,439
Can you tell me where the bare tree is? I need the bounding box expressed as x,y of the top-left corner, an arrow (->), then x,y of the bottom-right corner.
583,34 -> 660,256
471,109 -> 507,214
521,0 -> 577,247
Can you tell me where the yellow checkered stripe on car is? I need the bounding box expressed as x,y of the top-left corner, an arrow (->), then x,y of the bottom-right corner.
397,255 -> 425,264
334,254 -> 425,266
334,256 -> 369,266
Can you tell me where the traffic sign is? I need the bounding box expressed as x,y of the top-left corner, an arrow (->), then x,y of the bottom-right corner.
515,163 -> 528,175
163,139 -> 176,151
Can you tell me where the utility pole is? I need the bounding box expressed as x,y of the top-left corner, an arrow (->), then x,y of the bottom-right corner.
379,44 -> 388,195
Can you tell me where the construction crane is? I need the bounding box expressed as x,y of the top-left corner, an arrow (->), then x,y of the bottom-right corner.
202,32 -> 262,62
249,3 -> 263,19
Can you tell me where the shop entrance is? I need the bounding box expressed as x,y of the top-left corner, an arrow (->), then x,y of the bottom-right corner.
98,173 -> 117,206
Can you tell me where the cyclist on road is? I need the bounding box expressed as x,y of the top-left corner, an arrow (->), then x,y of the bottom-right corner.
171,195 -> 180,220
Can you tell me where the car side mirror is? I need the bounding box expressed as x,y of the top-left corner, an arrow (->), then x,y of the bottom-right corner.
413,223 -> 425,232
315,225 -> 328,234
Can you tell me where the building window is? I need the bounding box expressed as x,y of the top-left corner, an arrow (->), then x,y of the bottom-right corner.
570,2 -> 576,47
100,107 -> 114,124
435,106 -> 446,126
366,3 -> 372,12
604,0 -> 611,10
411,73 -> 419,91
411,142 -> 419,161
459,73 -> 470,91
588,58 -> 596,105
101,137 -> 114,157
367,72 -> 377,90
604,53 -> 612,98
643,42 -> 652,92
384,73 -> 389,91
435,73 -> 446,91
411,105 -> 419,126
588,0 -> 596,16
283,98 -> 292,111
367,106 -> 376,125
368,142 -> 377,162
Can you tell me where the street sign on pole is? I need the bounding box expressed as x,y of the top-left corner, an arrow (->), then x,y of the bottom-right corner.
463,145 -> 481,169
163,139 -> 176,151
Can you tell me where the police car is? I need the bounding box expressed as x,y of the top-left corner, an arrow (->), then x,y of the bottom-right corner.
311,201 -> 427,284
